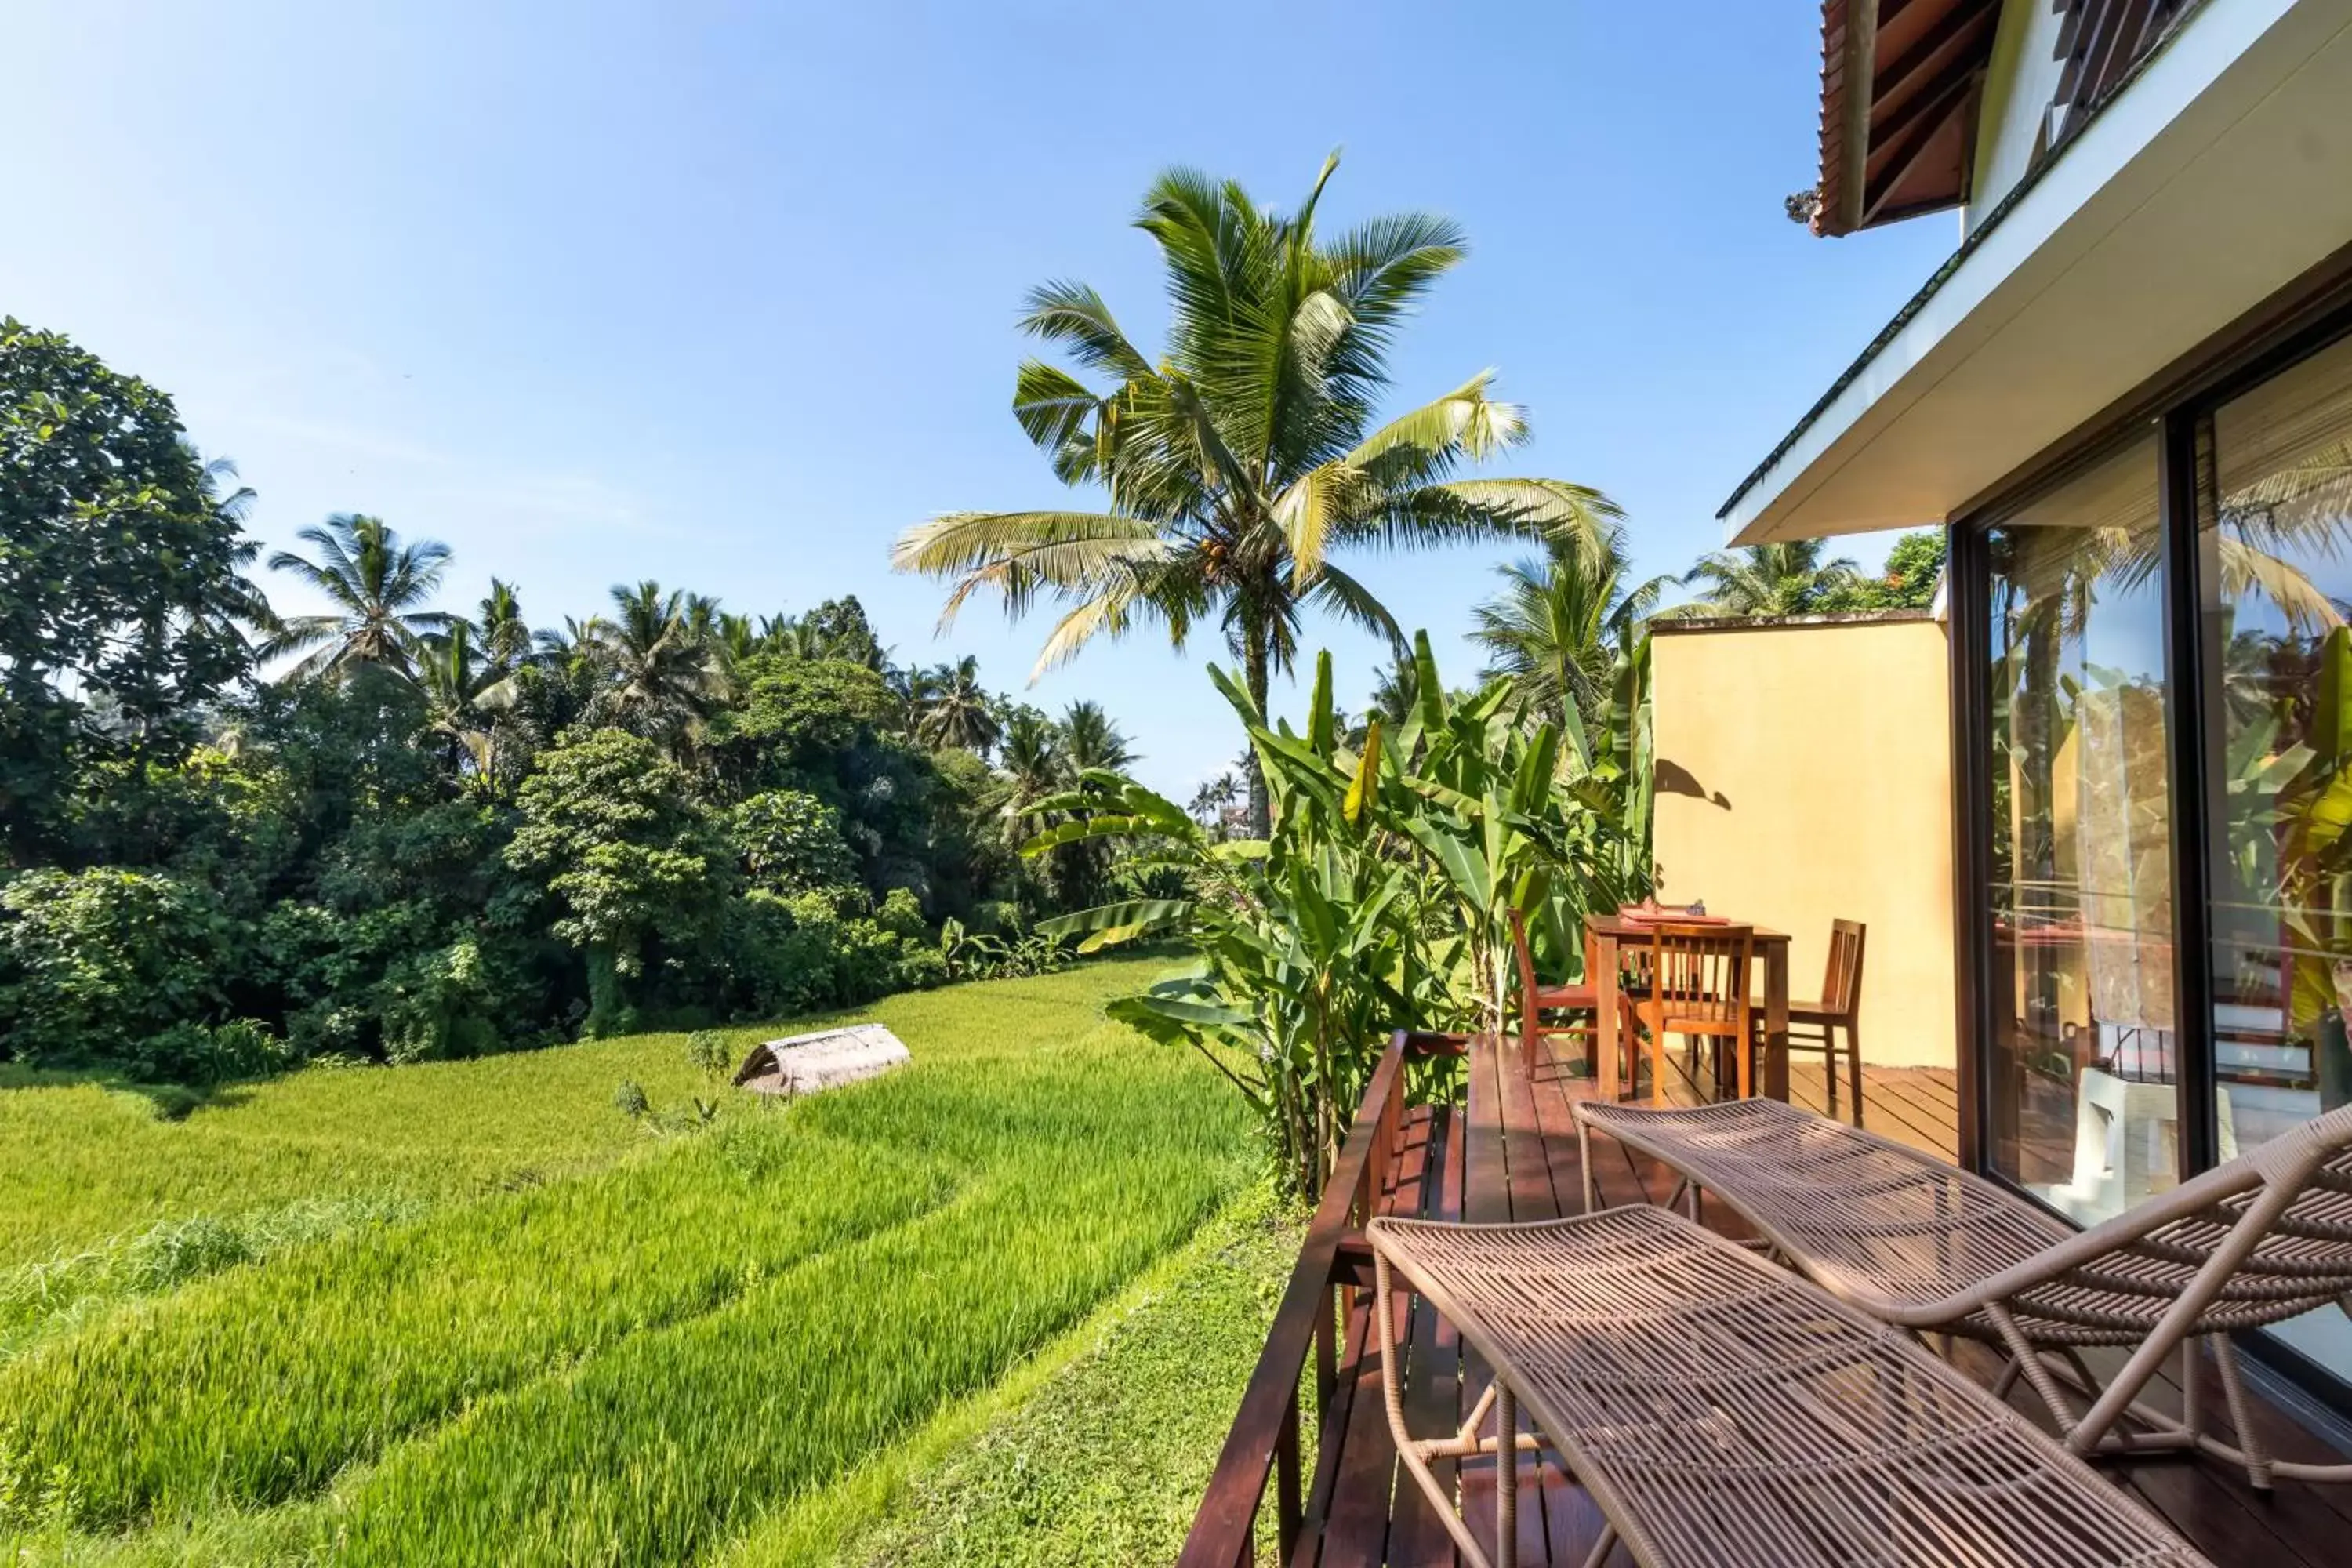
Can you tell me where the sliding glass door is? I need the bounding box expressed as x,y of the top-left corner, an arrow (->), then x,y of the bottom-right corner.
1980,436 -> 2182,1224
1965,315 -> 2352,1404
2193,331 -> 2352,1384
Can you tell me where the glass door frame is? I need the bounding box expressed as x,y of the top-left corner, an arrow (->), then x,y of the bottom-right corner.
1950,275 -> 2352,1410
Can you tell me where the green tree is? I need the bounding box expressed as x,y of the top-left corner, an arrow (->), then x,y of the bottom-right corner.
476,578 -> 533,668
1814,528 -> 1948,612
415,622 -> 521,791
708,655 -> 900,793
265,514 -> 456,682
1058,699 -> 1134,774
1679,539 -> 1863,618
912,655 -> 1000,754
895,155 -> 1620,834
0,867 -> 230,1067
725,789 -> 858,895
802,596 -> 887,669
995,710 -> 1065,839
505,728 -> 721,1036
1,319 -> 258,859
1469,528 -> 1674,736
583,582 -> 719,755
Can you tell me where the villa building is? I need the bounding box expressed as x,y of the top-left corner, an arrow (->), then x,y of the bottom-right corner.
1720,0 -> 2352,1410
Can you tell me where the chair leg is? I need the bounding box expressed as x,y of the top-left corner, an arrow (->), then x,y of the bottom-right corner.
1647,1024 -> 1667,1108
1845,1020 -> 1864,1129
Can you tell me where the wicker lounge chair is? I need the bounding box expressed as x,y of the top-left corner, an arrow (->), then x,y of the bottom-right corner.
1367,1204 -> 2214,1568
1571,1095 -> 2352,1487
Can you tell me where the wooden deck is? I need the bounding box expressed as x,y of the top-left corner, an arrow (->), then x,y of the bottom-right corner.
1182,1033 -> 2352,1567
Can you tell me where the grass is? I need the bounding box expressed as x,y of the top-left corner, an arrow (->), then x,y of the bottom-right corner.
0,957 -> 1265,1565
800,1181 -> 1305,1567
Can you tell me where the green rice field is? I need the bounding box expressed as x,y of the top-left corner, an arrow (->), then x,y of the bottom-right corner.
0,957 -> 1261,1566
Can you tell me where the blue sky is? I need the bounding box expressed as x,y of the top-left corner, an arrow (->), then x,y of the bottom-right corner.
9,1 -> 1955,800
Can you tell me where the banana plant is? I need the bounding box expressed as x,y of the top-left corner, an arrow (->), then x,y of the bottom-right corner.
1030,636 -> 1632,1195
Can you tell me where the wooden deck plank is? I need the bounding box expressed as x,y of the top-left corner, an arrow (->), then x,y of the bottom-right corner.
1859,1068 -> 1965,1160
1456,1034 -> 1509,1568
1388,1106 -> 1463,1568
1294,1283 -> 1374,1568
1943,1336 -> 2330,1568
1316,1105 -> 1438,1566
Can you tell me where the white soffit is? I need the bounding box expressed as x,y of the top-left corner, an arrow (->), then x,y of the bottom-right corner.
1723,0 -> 2352,544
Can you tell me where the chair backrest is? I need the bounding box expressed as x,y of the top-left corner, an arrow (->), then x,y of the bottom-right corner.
1639,922 -> 1755,1033
1508,908 -> 1541,1043
1821,918 -> 1867,1015
1994,1096 -> 2352,1331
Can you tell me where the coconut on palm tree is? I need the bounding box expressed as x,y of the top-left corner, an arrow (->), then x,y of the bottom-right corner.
1679,539 -> 1863,619
894,154 -> 1621,834
265,513 -> 455,682
913,655 -> 1001,754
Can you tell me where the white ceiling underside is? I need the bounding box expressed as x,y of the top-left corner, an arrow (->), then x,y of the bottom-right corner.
1724,0 -> 2352,544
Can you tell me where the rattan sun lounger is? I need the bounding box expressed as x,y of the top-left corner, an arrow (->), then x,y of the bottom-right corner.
1572,1095 -> 2352,1487
1367,1205 -> 2213,1568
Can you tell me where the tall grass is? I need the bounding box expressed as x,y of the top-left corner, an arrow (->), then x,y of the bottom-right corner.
0,1126 -> 952,1521
0,959 -> 1251,1562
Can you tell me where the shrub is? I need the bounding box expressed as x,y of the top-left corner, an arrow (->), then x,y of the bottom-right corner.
0,868 -> 229,1068
611,1080 -> 649,1119
874,887 -> 927,941
125,1019 -> 292,1087
684,1030 -> 732,1080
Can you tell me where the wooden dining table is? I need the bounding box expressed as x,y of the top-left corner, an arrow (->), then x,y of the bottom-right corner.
1584,913 -> 1793,1105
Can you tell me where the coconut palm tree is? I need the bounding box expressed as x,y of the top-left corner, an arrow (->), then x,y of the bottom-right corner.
1059,699 -> 1135,774
996,710 -> 1066,843
1189,771 -> 1243,838
1471,528 -> 1675,734
416,621 -> 520,789
1679,539 -> 1863,618
913,655 -> 1001,754
585,581 -> 718,752
895,154 -> 1621,833
264,514 -> 455,682
476,579 -> 532,670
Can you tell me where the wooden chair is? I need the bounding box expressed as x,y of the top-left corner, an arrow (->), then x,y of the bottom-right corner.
1779,917 -> 1867,1127
1508,908 -> 1595,1077
1621,922 -> 1755,1102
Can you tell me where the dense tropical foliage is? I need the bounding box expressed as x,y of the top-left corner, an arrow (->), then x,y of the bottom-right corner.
895,156 -> 1620,834
0,326 -> 1152,1082
1030,637 -> 1650,1192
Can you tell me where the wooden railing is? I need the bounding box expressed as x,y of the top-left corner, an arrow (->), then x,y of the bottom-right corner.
1176,1027 -> 1467,1568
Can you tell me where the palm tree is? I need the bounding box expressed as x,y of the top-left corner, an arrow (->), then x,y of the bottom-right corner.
1059,699 -> 1135,774
1679,539 -> 1863,618
585,581 -> 717,751
477,579 -> 532,670
1189,771 -> 1243,838
264,514 -> 455,682
996,710 -> 1066,843
913,655 -> 1001,754
1471,528 -> 1675,734
416,622 -> 520,789
895,155 -> 1621,834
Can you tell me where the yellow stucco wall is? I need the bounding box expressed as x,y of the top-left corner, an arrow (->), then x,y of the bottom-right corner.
1650,616 -> 1956,1069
